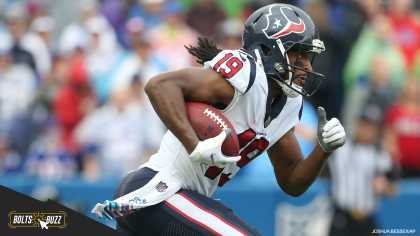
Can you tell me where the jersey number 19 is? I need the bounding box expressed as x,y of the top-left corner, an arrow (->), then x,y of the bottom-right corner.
205,129 -> 269,187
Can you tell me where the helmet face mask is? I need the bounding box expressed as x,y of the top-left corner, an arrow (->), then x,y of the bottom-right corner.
242,4 -> 325,98
273,43 -> 325,98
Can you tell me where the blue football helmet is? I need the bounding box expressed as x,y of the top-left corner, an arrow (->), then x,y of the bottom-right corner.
242,4 -> 325,98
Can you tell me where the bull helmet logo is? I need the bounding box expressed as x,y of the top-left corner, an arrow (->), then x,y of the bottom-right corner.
263,5 -> 306,39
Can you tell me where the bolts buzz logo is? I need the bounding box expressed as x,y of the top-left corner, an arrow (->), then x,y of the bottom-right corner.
8,211 -> 67,229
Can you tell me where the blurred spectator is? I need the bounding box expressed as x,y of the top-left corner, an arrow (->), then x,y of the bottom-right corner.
120,16 -> 146,48
74,87 -> 155,180
111,27 -> 167,100
35,56 -> 69,113
107,22 -> 168,148
53,57 -> 96,155
2,3 -> 34,74
83,15 -> 125,104
385,0 -> 420,71
17,57 -> 71,155
343,13 -> 405,96
110,28 -> 167,148
24,121 -> 78,180
340,0 -> 383,56
5,1 -> 51,78
384,78 -> 420,178
186,0 -> 225,37
58,1 -> 125,105
30,16 -> 55,53
124,0 -> 166,30
130,75 -> 166,145
58,0 -> 100,57
328,104 -> 397,236
216,19 -> 243,50
0,135 -> 22,174
343,54 -> 396,137
126,17 -> 146,43
147,0 -> 199,70
0,33 -> 37,138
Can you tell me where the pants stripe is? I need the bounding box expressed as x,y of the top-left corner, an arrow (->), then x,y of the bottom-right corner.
164,193 -> 248,236
164,200 -> 221,235
178,193 -> 248,236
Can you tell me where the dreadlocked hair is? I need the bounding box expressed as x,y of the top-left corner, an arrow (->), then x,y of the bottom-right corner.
185,37 -> 222,65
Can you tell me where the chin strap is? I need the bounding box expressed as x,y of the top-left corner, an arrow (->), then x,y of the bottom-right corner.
254,49 -> 264,70
268,75 -> 302,98
280,79 -> 302,98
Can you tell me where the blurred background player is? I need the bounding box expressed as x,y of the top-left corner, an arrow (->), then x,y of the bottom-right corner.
328,103 -> 397,236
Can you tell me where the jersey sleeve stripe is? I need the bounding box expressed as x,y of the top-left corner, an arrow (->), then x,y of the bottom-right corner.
244,56 -> 257,94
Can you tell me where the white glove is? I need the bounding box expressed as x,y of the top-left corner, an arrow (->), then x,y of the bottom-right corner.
317,107 -> 346,152
189,129 -> 241,168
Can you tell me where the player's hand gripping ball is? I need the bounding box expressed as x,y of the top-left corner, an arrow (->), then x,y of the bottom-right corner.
186,102 -> 241,168
317,107 -> 346,152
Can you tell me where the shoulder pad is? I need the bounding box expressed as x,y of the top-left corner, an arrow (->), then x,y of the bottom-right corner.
204,50 -> 257,94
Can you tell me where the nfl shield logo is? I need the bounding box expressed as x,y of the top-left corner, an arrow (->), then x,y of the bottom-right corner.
156,181 -> 168,193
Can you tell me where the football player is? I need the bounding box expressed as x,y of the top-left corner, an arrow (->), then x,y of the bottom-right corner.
114,4 -> 346,235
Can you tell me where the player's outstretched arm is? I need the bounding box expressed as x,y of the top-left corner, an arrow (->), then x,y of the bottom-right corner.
145,67 -> 235,154
267,107 -> 346,197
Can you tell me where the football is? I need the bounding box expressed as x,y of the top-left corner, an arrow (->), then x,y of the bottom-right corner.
186,102 -> 240,156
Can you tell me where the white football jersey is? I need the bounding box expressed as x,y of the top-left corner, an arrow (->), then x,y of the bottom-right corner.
142,49 -> 303,197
